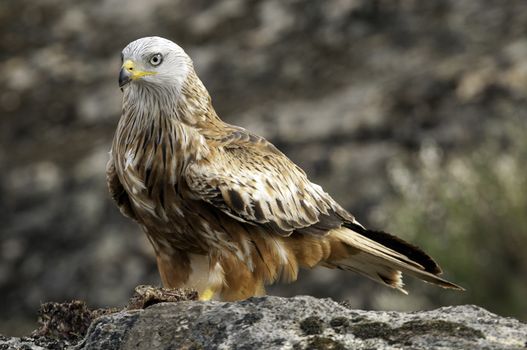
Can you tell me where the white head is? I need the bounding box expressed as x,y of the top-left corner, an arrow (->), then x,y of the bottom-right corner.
119,36 -> 192,94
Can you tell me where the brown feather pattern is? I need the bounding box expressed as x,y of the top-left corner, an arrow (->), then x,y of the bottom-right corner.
108,37 -> 462,300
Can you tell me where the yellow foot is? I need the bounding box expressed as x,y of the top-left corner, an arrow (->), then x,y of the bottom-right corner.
199,288 -> 215,301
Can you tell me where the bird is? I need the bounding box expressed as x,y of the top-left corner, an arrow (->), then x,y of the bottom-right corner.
107,36 -> 462,301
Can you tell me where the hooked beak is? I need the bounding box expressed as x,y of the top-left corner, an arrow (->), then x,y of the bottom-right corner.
119,66 -> 131,87
118,60 -> 157,88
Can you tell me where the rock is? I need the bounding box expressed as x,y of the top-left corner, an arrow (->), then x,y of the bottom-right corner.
0,334 -> 69,350
3,295 -> 525,349
76,297 -> 527,349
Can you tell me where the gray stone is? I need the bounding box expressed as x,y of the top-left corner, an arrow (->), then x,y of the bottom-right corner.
76,298 -> 527,349
66,297 -> 527,349
2,297 -> 526,349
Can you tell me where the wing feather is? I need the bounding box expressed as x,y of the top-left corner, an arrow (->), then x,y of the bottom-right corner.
185,127 -> 354,236
106,157 -> 137,220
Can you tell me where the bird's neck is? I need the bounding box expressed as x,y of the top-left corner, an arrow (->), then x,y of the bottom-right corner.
115,71 -> 225,176
176,71 -> 225,130
122,70 -> 224,130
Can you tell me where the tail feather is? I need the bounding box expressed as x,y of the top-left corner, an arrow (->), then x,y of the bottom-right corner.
344,222 -> 442,274
324,254 -> 409,294
327,227 -> 464,292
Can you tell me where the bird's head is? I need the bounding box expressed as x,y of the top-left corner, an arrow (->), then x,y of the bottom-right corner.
119,36 -> 192,92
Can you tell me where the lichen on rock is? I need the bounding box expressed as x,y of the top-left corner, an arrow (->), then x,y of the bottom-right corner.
1,289 -> 526,350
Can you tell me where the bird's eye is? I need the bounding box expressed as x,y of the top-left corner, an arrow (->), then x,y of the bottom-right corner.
149,53 -> 163,66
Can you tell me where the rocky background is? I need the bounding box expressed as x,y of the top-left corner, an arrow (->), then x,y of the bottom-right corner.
1,0 -> 527,336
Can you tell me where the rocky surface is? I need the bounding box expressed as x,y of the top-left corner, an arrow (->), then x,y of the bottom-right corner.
1,295 -> 526,349
2,0 -> 527,335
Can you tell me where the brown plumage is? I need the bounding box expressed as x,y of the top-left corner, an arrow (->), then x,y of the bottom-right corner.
107,37 -> 462,301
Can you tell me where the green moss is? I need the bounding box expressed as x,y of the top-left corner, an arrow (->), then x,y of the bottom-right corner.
397,320 -> 484,340
350,319 -> 483,345
329,317 -> 350,334
300,316 -> 324,335
306,336 -> 346,350
351,321 -> 393,340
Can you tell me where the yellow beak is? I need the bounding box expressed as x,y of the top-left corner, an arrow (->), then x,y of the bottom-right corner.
118,60 -> 157,87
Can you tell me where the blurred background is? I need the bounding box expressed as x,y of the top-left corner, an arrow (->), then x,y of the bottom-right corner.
1,0 -> 527,336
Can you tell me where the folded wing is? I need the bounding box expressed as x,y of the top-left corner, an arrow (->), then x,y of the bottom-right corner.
185,126 -> 355,236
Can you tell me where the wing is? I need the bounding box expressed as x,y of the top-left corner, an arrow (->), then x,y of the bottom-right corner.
185,126 -> 356,236
106,156 -> 137,220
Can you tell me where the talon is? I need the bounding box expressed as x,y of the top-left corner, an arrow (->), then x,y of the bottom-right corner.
199,288 -> 215,301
